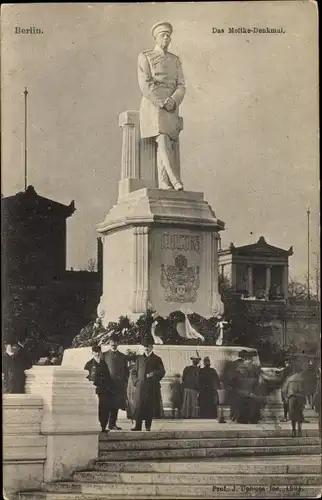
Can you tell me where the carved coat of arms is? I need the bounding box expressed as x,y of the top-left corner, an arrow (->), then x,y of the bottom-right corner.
160,254 -> 200,303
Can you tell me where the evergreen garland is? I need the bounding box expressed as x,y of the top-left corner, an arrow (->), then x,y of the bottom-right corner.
71,309 -> 222,348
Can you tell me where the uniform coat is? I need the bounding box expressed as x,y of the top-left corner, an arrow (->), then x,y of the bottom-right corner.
229,361 -> 262,424
131,352 -> 165,421
138,45 -> 185,141
104,350 -> 129,410
84,357 -> 114,430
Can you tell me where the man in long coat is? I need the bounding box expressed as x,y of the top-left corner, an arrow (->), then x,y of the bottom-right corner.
104,335 -> 129,430
138,21 -> 186,191
84,345 -> 114,433
3,341 -> 32,394
199,357 -> 221,419
229,350 -> 261,424
131,337 -> 165,431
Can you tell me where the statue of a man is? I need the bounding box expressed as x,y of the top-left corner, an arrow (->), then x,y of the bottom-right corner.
138,22 -> 186,191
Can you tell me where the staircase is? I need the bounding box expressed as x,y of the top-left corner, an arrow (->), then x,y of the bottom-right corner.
18,427 -> 321,499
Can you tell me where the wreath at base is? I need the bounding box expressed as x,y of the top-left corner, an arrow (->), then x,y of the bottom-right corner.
71,309 -> 223,348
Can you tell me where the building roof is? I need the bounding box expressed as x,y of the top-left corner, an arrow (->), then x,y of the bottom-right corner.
219,236 -> 293,258
1,185 -> 76,219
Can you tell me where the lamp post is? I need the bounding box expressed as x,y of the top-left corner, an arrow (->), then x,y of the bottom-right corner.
307,207 -> 310,301
23,87 -> 28,191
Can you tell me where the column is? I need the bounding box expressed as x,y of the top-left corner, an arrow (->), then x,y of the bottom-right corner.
118,111 -> 145,200
119,110 -> 140,179
140,137 -> 158,188
231,262 -> 237,291
132,226 -> 149,313
248,265 -> 253,296
283,265 -> 289,299
211,232 -> 224,317
265,265 -> 271,300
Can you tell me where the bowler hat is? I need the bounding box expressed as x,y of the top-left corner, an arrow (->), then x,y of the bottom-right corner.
151,21 -> 173,38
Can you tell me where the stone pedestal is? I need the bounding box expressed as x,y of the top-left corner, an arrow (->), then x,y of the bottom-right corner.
3,395 -> 46,499
25,366 -> 100,482
97,188 -> 224,324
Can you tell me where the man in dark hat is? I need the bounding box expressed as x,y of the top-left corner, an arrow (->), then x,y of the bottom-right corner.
84,345 -> 114,432
199,357 -> 221,419
229,349 -> 261,424
131,336 -> 165,431
3,340 -> 32,393
103,334 -> 129,430
181,353 -> 201,418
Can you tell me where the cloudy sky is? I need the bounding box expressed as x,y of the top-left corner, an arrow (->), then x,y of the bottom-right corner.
1,2 -> 319,281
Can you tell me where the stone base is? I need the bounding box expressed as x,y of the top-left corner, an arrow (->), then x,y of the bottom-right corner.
25,367 -> 100,483
96,188 -> 224,323
3,395 -> 46,500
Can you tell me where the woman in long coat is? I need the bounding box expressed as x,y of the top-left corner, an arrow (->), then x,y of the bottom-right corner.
181,356 -> 201,419
131,339 -> 165,431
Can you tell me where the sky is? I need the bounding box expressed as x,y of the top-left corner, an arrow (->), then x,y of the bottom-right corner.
1,2 -> 319,281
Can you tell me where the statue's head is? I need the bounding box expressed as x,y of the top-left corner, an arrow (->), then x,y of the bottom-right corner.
152,21 -> 173,50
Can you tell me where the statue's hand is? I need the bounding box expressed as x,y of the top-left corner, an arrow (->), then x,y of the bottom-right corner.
163,97 -> 176,112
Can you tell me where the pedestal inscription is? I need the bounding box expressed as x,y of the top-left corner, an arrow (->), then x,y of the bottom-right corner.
150,228 -> 214,317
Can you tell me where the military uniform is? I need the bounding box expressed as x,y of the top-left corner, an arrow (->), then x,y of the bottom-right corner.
138,46 -> 185,141
138,22 -> 186,190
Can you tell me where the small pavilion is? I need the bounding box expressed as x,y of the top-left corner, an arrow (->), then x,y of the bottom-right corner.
218,236 -> 293,301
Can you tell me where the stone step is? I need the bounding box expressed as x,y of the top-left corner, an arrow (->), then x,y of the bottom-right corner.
18,483 -> 322,498
88,456 -> 322,475
100,428 -> 319,442
99,436 -> 320,451
71,471 -> 321,485
98,444 -> 321,461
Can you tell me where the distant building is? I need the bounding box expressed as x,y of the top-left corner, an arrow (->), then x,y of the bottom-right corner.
219,236 -> 293,301
2,185 -> 75,284
1,186 -> 102,356
219,236 -> 320,352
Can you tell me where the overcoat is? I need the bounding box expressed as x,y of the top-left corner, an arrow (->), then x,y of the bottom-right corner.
138,45 -> 185,141
3,349 -> 32,394
198,367 -> 221,418
104,350 -> 129,410
131,352 -> 165,420
84,358 -> 113,397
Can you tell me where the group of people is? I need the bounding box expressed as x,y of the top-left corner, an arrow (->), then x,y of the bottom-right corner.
169,355 -> 221,419
85,334 -> 165,432
4,334 -> 320,437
